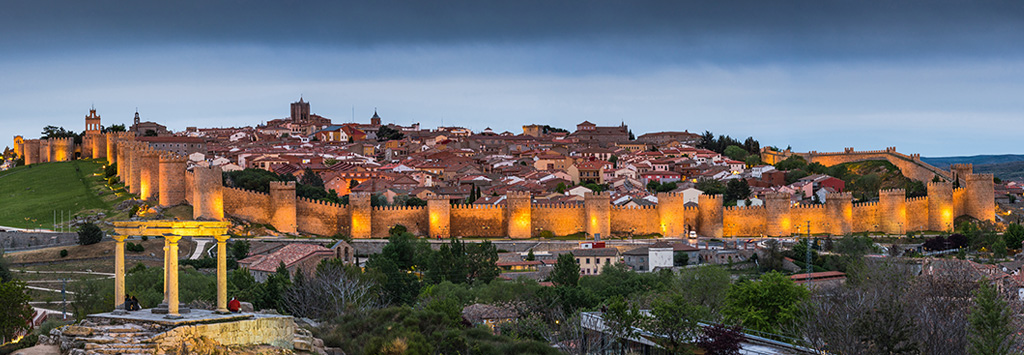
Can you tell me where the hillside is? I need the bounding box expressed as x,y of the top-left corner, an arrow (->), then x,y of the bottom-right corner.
0,160 -> 129,229
975,161 -> 1024,182
832,160 -> 925,201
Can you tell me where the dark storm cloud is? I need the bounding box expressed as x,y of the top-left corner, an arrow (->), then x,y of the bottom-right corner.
4,0 -> 1024,62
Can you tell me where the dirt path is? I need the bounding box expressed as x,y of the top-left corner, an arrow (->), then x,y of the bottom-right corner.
11,344 -> 60,355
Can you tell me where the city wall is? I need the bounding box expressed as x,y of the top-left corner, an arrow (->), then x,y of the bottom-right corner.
18,136 -> 998,239
761,146 -> 952,182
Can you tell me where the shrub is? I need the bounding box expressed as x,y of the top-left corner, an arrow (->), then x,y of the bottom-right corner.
107,176 -> 119,185
539,230 -> 554,239
104,163 -> 117,178
125,242 -> 145,252
59,249 -> 68,258
77,223 -> 104,245
141,235 -> 148,241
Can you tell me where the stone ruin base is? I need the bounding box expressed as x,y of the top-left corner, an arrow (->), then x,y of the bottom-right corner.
43,309 -> 328,355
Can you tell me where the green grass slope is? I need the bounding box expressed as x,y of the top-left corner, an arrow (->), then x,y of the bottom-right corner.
0,160 -> 127,229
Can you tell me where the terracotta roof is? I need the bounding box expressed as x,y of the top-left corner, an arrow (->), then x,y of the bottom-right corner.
572,248 -> 619,257
239,243 -> 332,273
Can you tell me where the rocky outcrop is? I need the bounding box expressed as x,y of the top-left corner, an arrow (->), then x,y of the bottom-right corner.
53,315 -> 328,355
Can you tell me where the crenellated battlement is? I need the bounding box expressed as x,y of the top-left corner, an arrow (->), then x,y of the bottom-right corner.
657,192 -> 681,198
853,201 -> 878,207
950,163 -> 973,171
269,181 -> 296,190
373,205 -> 425,211
699,194 -> 723,201
506,191 -> 533,198
907,196 -> 928,202
791,204 -> 826,210
825,191 -> 853,200
927,180 -> 952,188
612,205 -> 658,210
764,192 -> 790,201
724,205 -> 766,211
967,173 -> 994,182
452,204 -> 503,209
223,186 -> 269,197
879,188 -> 906,196
534,203 -> 584,209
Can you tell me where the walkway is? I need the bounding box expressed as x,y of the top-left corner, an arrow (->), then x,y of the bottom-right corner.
189,238 -> 210,260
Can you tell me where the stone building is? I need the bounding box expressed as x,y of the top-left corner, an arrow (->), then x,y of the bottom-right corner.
130,111 -> 171,137
571,248 -> 619,275
238,243 -> 336,282
137,136 -> 207,156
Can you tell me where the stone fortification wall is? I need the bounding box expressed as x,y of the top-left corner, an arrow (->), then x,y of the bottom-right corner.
371,206 -> 428,238
23,139 -> 39,165
532,203 -> 586,236
89,140 -> 999,238
139,150 -> 161,202
761,147 -> 950,182
450,204 -> 506,237
223,186 -> 271,225
39,139 -> 51,163
50,137 -> 74,162
0,232 -> 78,251
80,136 -> 92,159
12,135 -> 23,159
159,153 -> 188,207
723,206 -> 768,236
297,197 -> 348,236
610,205 -> 660,235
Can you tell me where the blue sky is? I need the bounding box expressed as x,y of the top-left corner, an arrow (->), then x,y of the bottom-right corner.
3,1 -> 1023,156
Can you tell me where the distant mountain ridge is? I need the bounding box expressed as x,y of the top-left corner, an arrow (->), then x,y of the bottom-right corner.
921,154 -> 1024,169
922,155 -> 1024,181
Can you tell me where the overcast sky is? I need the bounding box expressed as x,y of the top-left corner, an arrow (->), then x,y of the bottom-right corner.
3,1 -> 1023,156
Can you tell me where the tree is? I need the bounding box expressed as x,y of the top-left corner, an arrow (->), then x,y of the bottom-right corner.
77,222 -> 104,245
604,295 -> 646,355
697,324 -> 744,355
723,271 -> 808,335
550,253 -> 580,287
677,266 -> 731,320
555,182 -> 566,194
673,251 -> 689,266
968,279 -> 1015,355
774,155 -> 808,171
723,145 -> 748,161
102,124 -> 126,133
724,179 -> 750,204
1003,223 -> 1024,251
645,293 -> 707,353
284,260 -> 380,320
744,155 -> 761,167
0,249 -> 11,283
526,249 -> 535,261
144,129 -> 158,136
0,280 -> 33,343
696,180 -> 725,196
300,167 -> 324,188
231,240 -> 250,260
376,126 -> 405,141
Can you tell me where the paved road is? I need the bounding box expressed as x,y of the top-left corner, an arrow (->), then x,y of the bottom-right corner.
189,239 -> 209,260
11,269 -> 115,277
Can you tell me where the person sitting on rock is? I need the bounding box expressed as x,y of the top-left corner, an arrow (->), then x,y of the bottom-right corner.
228,297 -> 241,313
130,296 -> 141,311
124,295 -> 133,311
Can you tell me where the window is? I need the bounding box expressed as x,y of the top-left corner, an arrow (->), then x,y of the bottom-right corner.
605,258 -> 611,264
585,258 -> 590,264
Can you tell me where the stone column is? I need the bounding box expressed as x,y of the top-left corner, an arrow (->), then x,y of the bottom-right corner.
165,234 -> 182,319
215,234 -> 231,314
112,234 -> 128,313
161,237 -> 170,309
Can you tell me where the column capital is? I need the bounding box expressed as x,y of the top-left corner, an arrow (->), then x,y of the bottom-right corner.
214,234 -> 231,243
112,234 -> 128,242
163,233 -> 182,243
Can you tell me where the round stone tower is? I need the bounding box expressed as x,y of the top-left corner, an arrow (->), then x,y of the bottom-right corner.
139,149 -> 162,202
698,194 -> 724,238
159,153 -> 188,207
193,165 -> 224,221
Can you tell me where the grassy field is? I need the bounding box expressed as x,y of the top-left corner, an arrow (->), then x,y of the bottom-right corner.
0,159 -> 130,229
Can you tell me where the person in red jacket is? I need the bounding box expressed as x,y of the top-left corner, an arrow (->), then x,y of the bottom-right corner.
228,297 -> 241,313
